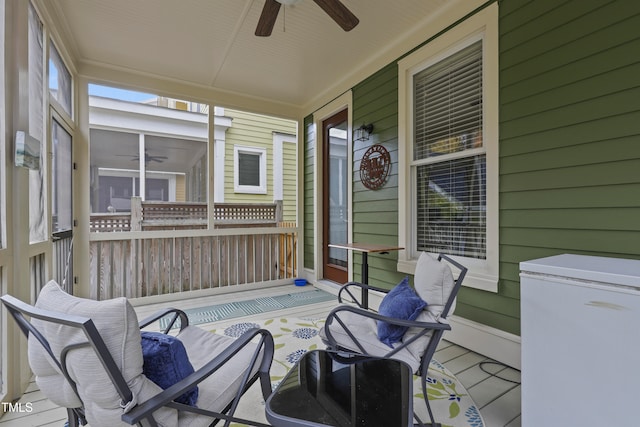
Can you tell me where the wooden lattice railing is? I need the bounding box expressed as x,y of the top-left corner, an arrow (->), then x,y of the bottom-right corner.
89,213 -> 132,232
89,199 -> 283,231
132,201 -> 208,231
212,203 -> 280,227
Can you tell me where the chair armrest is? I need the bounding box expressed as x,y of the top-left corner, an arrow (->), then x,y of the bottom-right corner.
327,304 -> 451,331
338,281 -> 389,307
121,327 -> 274,426
138,308 -> 189,333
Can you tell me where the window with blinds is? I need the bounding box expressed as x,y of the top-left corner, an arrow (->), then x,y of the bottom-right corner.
412,40 -> 486,259
238,152 -> 261,187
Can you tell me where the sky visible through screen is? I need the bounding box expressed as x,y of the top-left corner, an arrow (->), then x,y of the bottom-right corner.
48,62 -> 154,102
88,83 -> 154,102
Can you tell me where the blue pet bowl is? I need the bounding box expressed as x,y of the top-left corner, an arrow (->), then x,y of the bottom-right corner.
294,278 -> 307,287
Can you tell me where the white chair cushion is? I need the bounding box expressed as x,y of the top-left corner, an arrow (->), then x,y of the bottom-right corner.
320,310 -> 422,372
413,252 -> 456,318
31,281 -> 176,427
401,309 -> 439,360
176,326 -> 264,427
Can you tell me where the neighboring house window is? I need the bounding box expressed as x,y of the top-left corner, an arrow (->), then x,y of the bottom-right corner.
398,4 -> 498,292
234,146 -> 267,194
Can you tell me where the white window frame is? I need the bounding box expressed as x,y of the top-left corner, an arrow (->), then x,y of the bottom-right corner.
397,4 -> 499,292
0,0 -> 6,402
234,145 -> 267,194
48,39 -> 73,122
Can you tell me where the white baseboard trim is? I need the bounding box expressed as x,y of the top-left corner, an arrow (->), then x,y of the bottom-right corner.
446,315 -> 521,370
311,279 -> 341,296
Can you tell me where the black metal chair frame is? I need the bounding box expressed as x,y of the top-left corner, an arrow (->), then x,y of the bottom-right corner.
1,294 -> 275,427
322,253 -> 468,427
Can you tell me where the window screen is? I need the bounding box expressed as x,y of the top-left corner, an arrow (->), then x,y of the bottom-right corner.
416,155 -> 486,258
51,120 -> 72,233
49,42 -> 72,116
28,4 -> 47,243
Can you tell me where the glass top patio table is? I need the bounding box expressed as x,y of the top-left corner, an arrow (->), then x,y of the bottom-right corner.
265,349 -> 414,427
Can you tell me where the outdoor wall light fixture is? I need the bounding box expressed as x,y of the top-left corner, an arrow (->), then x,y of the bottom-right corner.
354,123 -> 374,142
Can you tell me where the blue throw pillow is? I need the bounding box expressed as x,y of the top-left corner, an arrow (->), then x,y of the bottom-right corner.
141,331 -> 199,406
377,276 -> 427,347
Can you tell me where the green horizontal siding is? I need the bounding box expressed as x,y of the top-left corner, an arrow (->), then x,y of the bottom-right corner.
493,0 -> 640,334
304,115 -> 315,270
501,208 -> 640,231
352,63 -> 405,289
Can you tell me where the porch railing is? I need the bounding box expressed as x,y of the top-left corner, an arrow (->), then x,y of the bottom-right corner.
90,199 -> 283,232
90,213 -> 132,232
88,199 -> 297,300
89,226 -> 297,300
52,231 -> 74,292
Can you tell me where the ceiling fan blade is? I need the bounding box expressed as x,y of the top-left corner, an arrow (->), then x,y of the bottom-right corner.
312,0 -> 359,31
255,0 -> 281,37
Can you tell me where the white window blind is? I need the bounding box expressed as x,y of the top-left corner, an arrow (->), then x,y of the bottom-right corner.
412,40 -> 486,259
238,152 -> 261,187
414,41 -> 482,160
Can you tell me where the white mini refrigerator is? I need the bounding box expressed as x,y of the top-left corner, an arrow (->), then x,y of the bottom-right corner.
520,254 -> 640,427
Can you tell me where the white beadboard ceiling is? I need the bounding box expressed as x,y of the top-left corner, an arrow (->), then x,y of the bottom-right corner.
43,0 -> 462,112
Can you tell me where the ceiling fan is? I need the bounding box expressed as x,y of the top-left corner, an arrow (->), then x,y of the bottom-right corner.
117,150 -> 168,164
256,0 -> 359,37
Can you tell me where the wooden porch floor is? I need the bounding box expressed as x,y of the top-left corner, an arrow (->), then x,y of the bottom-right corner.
0,285 -> 521,426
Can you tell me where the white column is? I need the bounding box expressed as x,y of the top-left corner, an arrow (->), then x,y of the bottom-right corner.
273,133 -> 284,202
138,133 -> 146,200
214,139 -> 225,203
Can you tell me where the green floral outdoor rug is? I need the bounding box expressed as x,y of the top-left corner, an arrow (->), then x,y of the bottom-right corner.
211,317 -> 484,427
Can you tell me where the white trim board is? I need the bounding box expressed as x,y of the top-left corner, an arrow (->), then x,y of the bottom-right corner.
312,91 -> 353,282
446,315 -> 521,370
